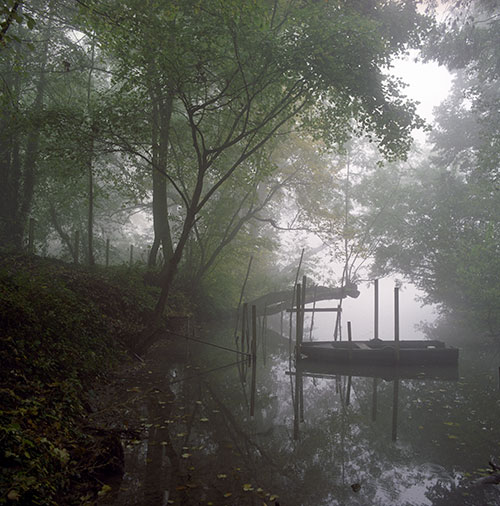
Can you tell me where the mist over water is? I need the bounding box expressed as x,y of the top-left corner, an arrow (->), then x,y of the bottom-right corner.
302,278 -> 437,342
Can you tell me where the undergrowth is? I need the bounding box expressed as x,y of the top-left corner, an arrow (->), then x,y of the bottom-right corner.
0,253 -> 161,505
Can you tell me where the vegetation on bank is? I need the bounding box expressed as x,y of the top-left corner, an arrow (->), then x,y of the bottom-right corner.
0,253 -> 172,505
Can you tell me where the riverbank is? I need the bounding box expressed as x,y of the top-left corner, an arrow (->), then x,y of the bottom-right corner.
0,253 -> 188,505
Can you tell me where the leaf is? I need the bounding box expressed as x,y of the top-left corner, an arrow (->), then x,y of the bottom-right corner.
7,490 -> 20,501
217,474 -> 227,479
243,483 -> 254,491
200,417 -> 209,422
269,495 -> 279,501
97,484 -> 112,497
224,492 -> 232,498
181,453 -> 191,458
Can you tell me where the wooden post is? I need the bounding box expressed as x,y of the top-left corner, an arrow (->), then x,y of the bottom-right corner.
296,283 -> 302,356
250,305 -> 257,417
394,286 -> 400,361
346,376 -> 352,406
129,244 -> 133,267
28,218 -> 35,255
374,279 -> 379,339
105,238 -> 110,267
241,302 -> 248,353
309,285 -> 317,341
233,256 -> 253,346
262,305 -> 267,365
293,367 -> 300,440
74,230 -> 80,264
299,276 -> 306,423
347,321 -> 352,361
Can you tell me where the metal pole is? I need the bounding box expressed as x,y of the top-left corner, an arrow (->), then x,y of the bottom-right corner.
374,279 -> 379,339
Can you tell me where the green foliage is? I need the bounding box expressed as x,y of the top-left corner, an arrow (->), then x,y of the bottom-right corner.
0,253 -> 158,504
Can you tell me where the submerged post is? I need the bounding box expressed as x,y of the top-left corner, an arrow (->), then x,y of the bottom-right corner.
392,378 -> 400,441
374,279 -> 379,339
347,321 -> 352,361
129,244 -> 134,267
394,285 -> 400,361
250,305 -> 257,417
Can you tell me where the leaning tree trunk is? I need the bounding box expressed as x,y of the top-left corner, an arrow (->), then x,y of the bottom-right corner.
247,284 -> 360,316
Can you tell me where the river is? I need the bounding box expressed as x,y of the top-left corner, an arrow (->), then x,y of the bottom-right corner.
100,308 -> 500,506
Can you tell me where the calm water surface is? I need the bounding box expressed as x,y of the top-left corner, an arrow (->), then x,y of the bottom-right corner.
103,321 -> 500,506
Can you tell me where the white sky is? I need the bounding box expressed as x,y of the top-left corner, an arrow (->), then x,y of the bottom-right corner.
391,50 -> 454,142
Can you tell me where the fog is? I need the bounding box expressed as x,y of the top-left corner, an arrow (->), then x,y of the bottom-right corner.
1,1 -> 499,503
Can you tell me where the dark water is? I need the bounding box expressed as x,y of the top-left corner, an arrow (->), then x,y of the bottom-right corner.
101,324 -> 500,506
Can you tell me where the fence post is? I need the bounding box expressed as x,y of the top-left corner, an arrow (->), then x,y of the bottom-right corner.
250,305 -> 257,417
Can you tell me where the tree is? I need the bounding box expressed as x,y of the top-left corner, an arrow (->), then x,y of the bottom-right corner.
79,0 -> 428,351
0,3 -> 52,249
425,0 -> 500,184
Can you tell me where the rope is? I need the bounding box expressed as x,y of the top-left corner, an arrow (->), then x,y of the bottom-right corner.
162,329 -> 251,358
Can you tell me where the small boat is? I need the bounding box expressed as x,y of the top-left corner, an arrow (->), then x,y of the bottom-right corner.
299,338 -> 459,365
294,358 -> 459,381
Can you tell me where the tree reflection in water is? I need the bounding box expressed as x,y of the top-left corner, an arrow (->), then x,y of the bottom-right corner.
106,326 -> 500,506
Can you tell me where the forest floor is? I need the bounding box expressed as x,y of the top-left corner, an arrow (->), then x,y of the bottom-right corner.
0,253 -> 190,505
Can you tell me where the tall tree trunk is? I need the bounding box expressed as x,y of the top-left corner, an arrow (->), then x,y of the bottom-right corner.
148,88 -> 174,267
137,207 -> 197,353
9,22 -> 49,249
86,38 -> 96,267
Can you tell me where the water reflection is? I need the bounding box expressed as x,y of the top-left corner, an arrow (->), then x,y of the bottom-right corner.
105,325 -> 500,506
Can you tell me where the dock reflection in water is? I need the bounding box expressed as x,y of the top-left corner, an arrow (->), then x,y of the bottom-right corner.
290,360 -> 459,442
